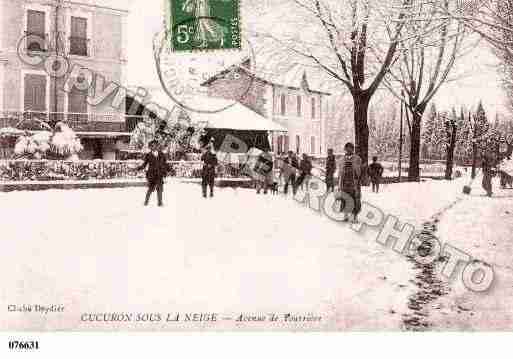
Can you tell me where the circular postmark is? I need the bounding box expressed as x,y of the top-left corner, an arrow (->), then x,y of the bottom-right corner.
154,17 -> 257,114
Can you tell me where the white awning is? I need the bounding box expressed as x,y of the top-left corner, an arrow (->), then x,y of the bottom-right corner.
144,90 -> 287,132
181,96 -> 287,132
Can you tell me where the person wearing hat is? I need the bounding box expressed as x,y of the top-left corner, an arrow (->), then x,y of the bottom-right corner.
201,144 -> 218,198
281,150 -> 299,195
137,140 -> 169,206
325,148 -> 336,192
337,142 -> 362,222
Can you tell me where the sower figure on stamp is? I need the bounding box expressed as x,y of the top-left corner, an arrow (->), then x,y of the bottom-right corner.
181,0 -> 226,48
201,144 -> 218,198
137,140 -> 169,207
337,142 -> 362,223
325,148 -> 336,192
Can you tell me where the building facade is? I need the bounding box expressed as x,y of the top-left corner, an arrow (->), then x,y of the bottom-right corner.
202,60 -> 331,157
0,0 -> 129,159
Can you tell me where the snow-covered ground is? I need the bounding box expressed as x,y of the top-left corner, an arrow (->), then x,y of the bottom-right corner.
0,174 -> 511,331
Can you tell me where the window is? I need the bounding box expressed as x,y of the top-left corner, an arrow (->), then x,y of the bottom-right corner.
296,135 -> 300,154
311,136 -> 316,154
311,98 -> 316,119
68,86 -> 88,122
26,10 -> 46,52
284,136 -> 289,152
70,16 -> 89,56
24,74 -> 47,112
297,95 -> 302,116
277,135 -> 283,154
280,94 -> 286,116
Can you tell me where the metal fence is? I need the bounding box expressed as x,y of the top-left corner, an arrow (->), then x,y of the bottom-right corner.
0,111 -> 138,133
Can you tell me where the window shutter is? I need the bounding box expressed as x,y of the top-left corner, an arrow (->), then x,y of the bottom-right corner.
24,74 -> 47,112
27,10 -> 45,35
70,17 -> 88,56
71,17 -> 87,38
68,87 -> 88,114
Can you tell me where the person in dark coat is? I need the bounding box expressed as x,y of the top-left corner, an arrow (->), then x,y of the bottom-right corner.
295,153 -> 313,191
481,150 -> 495,197
368,156 -> 384,193
281,150 -> 298,195
337,142 -> 362,223
201,144 -> 218,198
137,140 -> 169,207
325,148 -> 336,192
255,149 -> 274,194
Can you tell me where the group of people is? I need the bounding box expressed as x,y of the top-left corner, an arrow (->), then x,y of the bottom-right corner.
135,140 -> 219,206
137,139 -> 385,223
255,142 -> 384,223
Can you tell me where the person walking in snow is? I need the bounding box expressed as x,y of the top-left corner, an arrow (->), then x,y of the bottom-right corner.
481,150 -> 495,197
255,149 -> 274,194
337,142 -> 362,222
325,148 -> 336,192
137,140 -> 169,207
201,144 -> 218,198
281,150 -> 298,195
368,156 -> 384,193
296,153 -> 313,192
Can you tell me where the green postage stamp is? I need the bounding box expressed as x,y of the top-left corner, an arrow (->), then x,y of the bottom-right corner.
166,0 -> 241,51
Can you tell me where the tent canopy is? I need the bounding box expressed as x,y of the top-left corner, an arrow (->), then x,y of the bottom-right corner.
187,99 -> 287,132
145,90 -> 287,132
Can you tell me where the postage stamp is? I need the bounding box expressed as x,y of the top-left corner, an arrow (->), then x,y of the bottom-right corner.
166,0 -> 241,51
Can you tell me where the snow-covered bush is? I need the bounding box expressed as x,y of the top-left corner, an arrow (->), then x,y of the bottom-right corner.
129,117 -> 207,155
50,122 -> 83,158
11,122 -> 82,160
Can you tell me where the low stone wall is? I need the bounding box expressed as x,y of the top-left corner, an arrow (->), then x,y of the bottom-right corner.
0,160 -> 245,182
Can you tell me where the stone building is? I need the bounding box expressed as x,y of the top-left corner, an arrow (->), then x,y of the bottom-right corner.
201,59 -> 331,157
0,0 -> 129,159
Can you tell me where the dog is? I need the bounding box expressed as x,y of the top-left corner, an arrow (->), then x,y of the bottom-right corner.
499,170 -> 513,189
270,181 -> 279,195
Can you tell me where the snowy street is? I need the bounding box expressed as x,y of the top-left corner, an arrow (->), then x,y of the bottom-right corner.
1,175 -> 512,331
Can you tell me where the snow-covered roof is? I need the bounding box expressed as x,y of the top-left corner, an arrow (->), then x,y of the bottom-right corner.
186,99 -> 287,132
143,89 -> 287,132
202,58 -> 331,95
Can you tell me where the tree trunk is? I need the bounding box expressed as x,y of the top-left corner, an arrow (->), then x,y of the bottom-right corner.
408,110 -> 423,182
471,142 -> 477,179
445,122 -> 457,180
353,94 -> 370,185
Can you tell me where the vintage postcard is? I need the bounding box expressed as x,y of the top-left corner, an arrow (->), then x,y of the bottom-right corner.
0,0 -> 512,337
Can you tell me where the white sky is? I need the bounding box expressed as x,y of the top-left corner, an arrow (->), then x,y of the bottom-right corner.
122,0 -> 508,117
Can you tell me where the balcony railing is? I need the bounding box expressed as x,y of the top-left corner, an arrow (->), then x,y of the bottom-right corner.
0,111 -> 135,133
69,36 -> 90,57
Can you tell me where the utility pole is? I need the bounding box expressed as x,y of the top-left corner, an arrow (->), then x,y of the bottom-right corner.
398,90 -> 404,182
52,0 -> 63,123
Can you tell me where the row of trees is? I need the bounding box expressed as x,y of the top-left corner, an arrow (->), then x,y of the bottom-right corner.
250,0 -> 513,181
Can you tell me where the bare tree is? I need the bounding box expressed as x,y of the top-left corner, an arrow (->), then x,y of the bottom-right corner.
382,0 -> 469,180
249,0 -> 415,181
